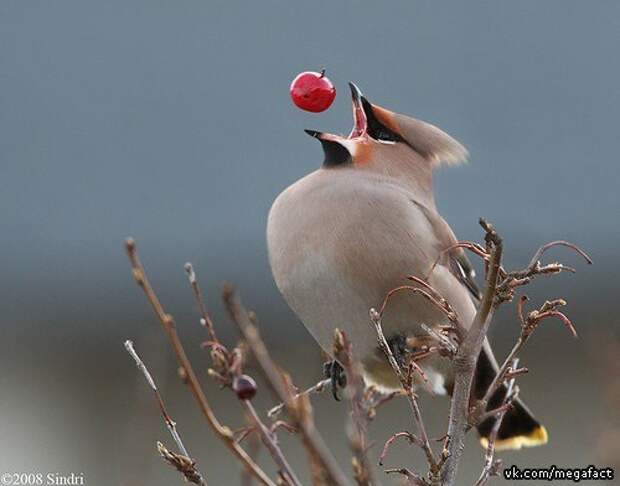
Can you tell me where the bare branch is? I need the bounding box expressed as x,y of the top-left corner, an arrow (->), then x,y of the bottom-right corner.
379,431 -> 423,466
365,388 -> 405,421
369,308 -> 438,478
475,359 -> 520,486
157,441 -> 206,485
384,468 -> 428,486
495,240 -> 592,304
526,240 -> 592,269
425,241 -> 490,282
241,433 -> 262,486
184,263 -> 302,485
440,219 -> 503,486
268,379 -> 331,419
378,282 -> 459,328
420,324 -> 458,358
222,285 -> 352,486
125,221 -> 590,486
242,399 -> 303,486
125,340 -> 207,485
184,262 -> 219,343
333,329 -> 378,486
124,238 -> 276,486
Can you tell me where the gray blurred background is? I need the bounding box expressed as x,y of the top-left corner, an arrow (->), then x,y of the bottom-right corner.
1,1 -> 618,485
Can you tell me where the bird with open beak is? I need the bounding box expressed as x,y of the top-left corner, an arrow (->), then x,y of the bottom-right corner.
267,83 -> 547,450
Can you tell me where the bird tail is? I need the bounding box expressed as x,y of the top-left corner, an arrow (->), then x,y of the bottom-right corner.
473,347 -> 548,451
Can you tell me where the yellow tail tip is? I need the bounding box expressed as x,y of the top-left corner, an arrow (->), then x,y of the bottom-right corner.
480,425 -> 548,451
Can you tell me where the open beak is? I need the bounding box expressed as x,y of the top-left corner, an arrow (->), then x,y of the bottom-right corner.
304,129 -> 345,144
305,81 -> 369,143
348,82 -> 368,139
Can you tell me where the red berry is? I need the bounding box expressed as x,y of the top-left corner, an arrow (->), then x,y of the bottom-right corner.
233,374 -> 257,401
290,70 -> 336,113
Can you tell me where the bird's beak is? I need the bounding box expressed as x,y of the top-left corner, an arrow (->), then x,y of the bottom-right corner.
348,82 -> 368,139
304,129 -> 344,144
304,81 -> 370,143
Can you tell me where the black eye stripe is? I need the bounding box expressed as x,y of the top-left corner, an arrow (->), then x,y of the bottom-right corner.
361,98 -> 403,143
319,139 -> 352,167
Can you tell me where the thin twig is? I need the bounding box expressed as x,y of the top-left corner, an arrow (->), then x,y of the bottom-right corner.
378,284 -> 458,327
184,262 -> 219,344
268,379 -> 331,418
223,285 -> 352,486
333,329 -> 378,486
369,308 -> 437,477
477,297 -> 576,414
526,240 -> 592,269
495,240 -> 592,304
379,432 -> 423,466
384,468 -> 427,486
184,263 -> 301,484
475,359 -> 520,486
124,340 -> 207,485
241,433 -> 262,486
157,441 -> 206,486
420,323 -> 458,357
425,241 -> 490,282
440,219 -> 503,486
124,238 -> 276,486
242,400 -> 303,486
365,389 -> 405,421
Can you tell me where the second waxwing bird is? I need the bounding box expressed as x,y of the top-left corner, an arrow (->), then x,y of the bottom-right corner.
267,83 -> 548,450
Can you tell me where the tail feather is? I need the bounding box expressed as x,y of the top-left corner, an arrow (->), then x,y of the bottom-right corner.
473,346 -> 548,450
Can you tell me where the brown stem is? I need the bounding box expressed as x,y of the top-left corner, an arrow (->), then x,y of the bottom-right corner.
124,239 -> 276,486
526,240 -> 592,269
223,285 -> 352,486
378,283 -> 458,327
370,309 -> 437,475
125,340 -> 207,485
475,359 -> 519,486
379,432 -> 423,467
479,335 -> 527,410
333,330 -> 377,486
242,400 -> 303,486
384,468 -> 427,486
440,220 -> 503,486
184,263 -> 219,343
268,378 -> 331,419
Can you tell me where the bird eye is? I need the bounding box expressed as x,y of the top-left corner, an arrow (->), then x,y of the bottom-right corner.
361,98 -> 402,143
372,127 -> 400,143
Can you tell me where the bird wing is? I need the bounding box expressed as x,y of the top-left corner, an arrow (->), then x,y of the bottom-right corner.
409,198 -> 481,301
449,249 -> 482,301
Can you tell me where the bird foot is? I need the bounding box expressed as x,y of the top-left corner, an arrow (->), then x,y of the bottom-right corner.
323,360 -> 347,401
386,334 -> 409,368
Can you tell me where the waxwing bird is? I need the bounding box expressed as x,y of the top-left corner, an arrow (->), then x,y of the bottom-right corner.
267,82 -> 547,450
